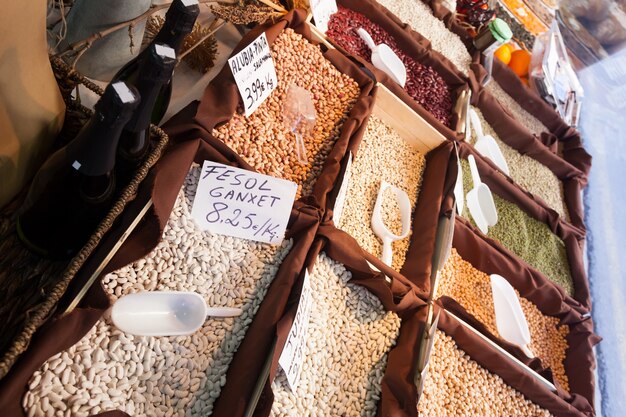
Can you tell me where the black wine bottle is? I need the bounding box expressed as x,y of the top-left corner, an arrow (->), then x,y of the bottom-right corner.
116,43 -> 177,185
112,0 -> 199,124
17,82 -> 140,260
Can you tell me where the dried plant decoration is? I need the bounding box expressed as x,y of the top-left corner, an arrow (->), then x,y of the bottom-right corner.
285,0 -> 310,10
145,16 -> 219,73
210,3 -> 283,25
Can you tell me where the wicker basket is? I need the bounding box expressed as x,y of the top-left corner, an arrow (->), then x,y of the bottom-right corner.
0,57 -> 168,380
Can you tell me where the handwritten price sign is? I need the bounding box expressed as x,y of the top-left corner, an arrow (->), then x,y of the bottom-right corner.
228,32 -> 278,117
278,270 -> 313,391
191,162 -> 297,244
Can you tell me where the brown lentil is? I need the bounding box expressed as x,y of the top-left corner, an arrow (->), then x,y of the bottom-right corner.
337,116 -> 426,271
437,249 -> 570,390
212,28 -> 360,198
418,330 -> 555,417
270,252 -> 401,417
327,6 -> 453,127
460,159 -> 574,295
24,165 -> 294,417
470,106 -> 569,221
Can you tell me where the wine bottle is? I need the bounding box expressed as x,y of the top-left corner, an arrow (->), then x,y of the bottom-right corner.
112,0 -> 199,124
17,82 -> 140,260
116,43 -> 177,185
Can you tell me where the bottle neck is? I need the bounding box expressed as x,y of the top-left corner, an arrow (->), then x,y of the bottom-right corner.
67,108 -> 134,177
154,25 -> 188,53
125,76 -> 164,133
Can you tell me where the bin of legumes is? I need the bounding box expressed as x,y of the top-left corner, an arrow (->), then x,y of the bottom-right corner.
404,305 -> 593,416
268,223 -> 426,417
432,218 -> 599,415
328,82 -> 457,279
456,144 -> 589,306
197,10 -> 375,210
22,135 -> 322,417
311,0 -> 470,140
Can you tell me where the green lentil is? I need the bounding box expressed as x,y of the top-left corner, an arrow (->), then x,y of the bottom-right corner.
460,159 -> 574,295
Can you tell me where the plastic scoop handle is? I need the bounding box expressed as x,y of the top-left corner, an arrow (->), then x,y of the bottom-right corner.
468,108 -> 485,139
356,28 -> 377,51
468,154 -> 483,188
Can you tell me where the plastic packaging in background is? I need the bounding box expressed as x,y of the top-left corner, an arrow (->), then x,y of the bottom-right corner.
559,0 -> 611,22
529,21 -> 583,127
283,84 -> 317,165
585,3 -> 626,46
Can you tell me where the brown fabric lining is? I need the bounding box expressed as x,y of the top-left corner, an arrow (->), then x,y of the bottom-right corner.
443,218 -> 600,413
415,0 -> 591,232
193,9 -> 376,211
456,142 -> 590,309
321,0 -> 470,141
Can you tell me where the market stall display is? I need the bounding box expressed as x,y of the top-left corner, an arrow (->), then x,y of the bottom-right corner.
24,165 -> 296,416
0,2 -> 604,416
212,28 -> 360,199
327,6 -> 453,126
336,116 -> 427,272
459,157 -> 574,295
435,249 -> 570,390
378,0 -> 474,75
419,330 -> 554,416
468,106 -> 569,220
270,252 -> 401,417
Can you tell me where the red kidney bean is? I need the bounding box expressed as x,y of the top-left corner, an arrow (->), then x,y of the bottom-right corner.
327,6 -> 453,127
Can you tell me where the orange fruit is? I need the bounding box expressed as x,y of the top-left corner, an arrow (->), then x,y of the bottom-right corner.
494,44 -> 513,65
520,76 -> 529,87
509,50 -> 531,77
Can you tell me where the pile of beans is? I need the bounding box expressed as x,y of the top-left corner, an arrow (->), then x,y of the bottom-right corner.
377,0 -> 473,75
487,81 -> 549,137
470,106 -> 569,221
459,159 -> 575,295
270,252 -> 401,416
418,330 -> 554,416
212,28 -> 360,199
436,249 -> 570,390
24,165 -> 294,417
336,116 -> 426,271
327,7 -> 453,127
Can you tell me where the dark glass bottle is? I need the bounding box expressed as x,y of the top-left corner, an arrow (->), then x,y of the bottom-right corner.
112,0 -> 199,124
17,82 -> 140,260
116,43 -> 177,185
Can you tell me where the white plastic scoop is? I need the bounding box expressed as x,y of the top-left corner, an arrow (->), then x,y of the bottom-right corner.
371,180 -> 412,266
466,155 -> 498,234
356,28 -> 407,87
468,108 -> 510,175
490,274 -> 534,358
111,291 -> 243,336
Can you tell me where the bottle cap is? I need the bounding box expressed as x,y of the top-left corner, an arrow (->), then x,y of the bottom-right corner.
489,19 -> 513,43
95,82 -> 140,123
142,44 -> 178,81
164,0 -> 200,33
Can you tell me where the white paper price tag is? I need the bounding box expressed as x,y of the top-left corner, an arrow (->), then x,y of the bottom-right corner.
310,0 -> 338,34
278,270 -> 313,391
191,161 -> 297,244
228,32 -> 278,117
332,152 -> 352,225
